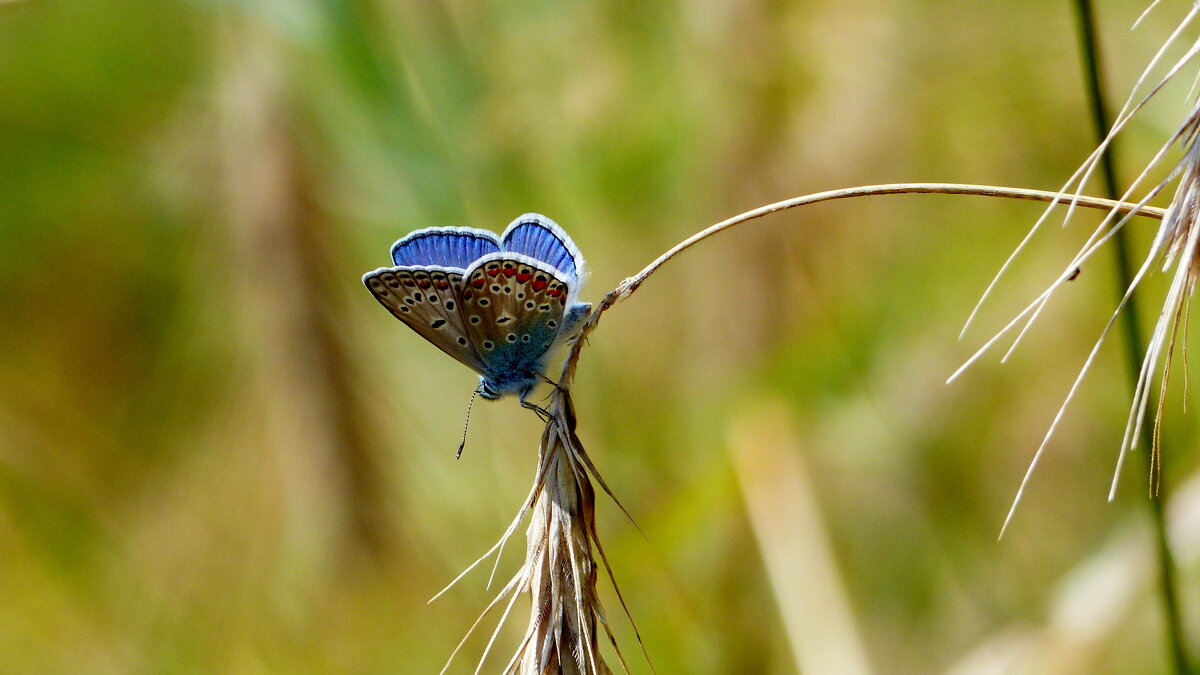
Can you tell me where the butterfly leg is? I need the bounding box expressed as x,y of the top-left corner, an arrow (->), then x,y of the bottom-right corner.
539,373 -> 569,393
518,389 -> 552,421
520,399 -> 551,422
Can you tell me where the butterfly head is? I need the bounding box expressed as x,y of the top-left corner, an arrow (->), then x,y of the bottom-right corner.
477,371 -> 541,401
478,380 -> 502,400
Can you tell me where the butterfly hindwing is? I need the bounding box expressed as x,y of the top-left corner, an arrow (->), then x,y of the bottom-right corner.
460,253 -> 575,378
363,266 -> 486,372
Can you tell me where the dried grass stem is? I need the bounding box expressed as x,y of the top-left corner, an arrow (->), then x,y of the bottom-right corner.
567,182 -> 1166,367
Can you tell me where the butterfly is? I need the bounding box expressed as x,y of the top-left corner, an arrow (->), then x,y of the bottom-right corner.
363,214 -> 591,404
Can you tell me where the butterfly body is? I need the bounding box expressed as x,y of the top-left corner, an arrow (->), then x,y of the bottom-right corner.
363,214 -> 590,401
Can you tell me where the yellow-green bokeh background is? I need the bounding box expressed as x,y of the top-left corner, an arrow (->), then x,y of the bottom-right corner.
2,0 -> 1199,672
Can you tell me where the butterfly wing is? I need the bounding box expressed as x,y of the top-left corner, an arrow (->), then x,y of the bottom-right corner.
391,226 -> 500,268
363,265 -> 487,373
459,253 -> 576,381
365,227 -> 504,372
500,214 -> 585,290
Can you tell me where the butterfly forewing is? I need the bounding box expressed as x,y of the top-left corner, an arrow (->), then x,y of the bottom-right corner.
363,266 -> 486,372
391,227 -> 500,269
460,254 -> 574,367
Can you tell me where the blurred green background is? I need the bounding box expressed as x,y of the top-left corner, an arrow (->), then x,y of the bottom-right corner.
2,0 -> 1199,672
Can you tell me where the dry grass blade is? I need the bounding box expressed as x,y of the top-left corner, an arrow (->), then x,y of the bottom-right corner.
502,386 -> 621,675
442,375 -> 646,673
730,402 -> 873,675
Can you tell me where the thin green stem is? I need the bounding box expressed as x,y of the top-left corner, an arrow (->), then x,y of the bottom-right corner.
1072,2 -> 1191,672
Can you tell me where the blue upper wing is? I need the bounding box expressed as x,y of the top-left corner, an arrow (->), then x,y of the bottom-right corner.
391,227 -> 501,270
500,214 -> 584,281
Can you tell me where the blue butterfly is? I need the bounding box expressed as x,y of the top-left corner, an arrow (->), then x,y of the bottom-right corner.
363,214 -> 591,403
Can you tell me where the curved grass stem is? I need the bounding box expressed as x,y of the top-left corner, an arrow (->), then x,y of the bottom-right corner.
566,182 -> 1165,365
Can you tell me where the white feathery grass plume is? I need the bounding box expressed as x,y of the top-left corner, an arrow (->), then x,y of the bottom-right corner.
955,3 -> 1200,536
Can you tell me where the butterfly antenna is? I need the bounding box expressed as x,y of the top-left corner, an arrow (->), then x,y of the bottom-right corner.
457,386 -> 482,459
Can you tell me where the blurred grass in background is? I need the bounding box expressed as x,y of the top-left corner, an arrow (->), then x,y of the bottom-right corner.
1,0 -> 1198,672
